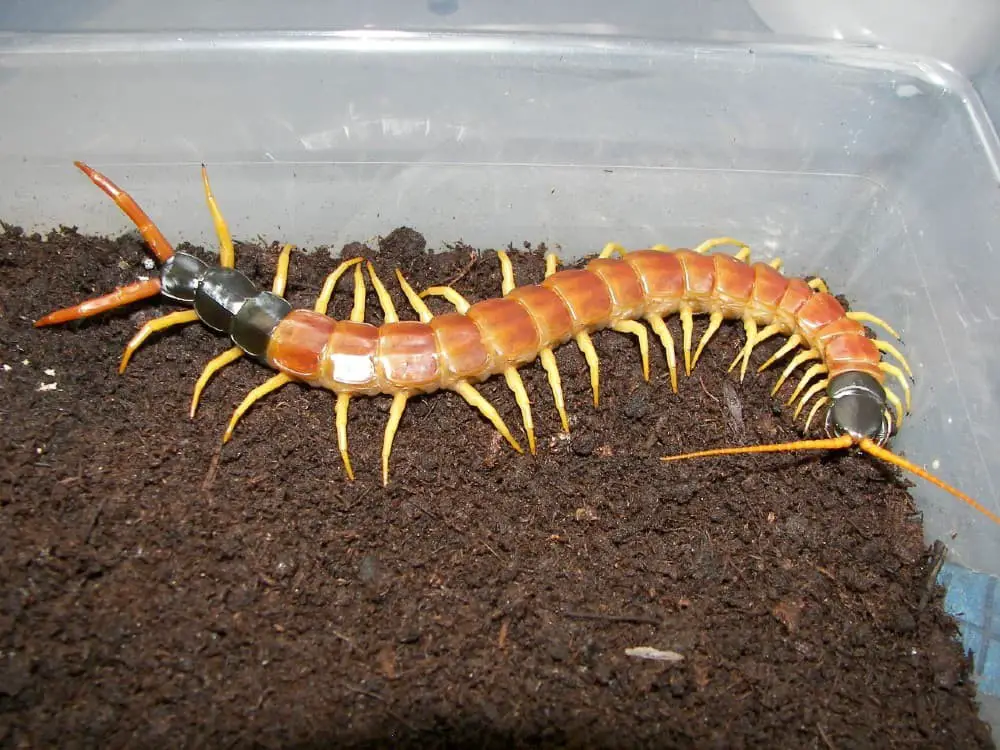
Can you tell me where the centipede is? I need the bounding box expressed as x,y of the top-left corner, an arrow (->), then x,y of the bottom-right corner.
34,161 -> 1000,528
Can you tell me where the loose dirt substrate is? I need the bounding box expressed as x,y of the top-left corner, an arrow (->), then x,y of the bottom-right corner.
0,224 -> 994,748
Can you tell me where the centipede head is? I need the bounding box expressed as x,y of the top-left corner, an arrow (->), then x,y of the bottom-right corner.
661,372 -> 1000,528
823,372 -> 894,446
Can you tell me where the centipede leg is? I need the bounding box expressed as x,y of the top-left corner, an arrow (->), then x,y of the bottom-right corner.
420,285 -> 471,313
575,332 -> 601,407
612,321 -> 650,381
316,258 -> 367,480
771,349 -> 820,396
788,363 -> 828,407
679,306 -> 696,375
879,362 -> 912,413
847,311 -> 902,341
494,250 -> 538,449
541,252 -> 570,431
120,310 -> 200,373
757,334 -> 802,373
366,262 -> 399,323
223,373 -> 294,442
395,268 -> 434,322
691,236 -> 750,257
451,381 -> 523,453
646,315 -> 679,393
691,311 -> 723,373
874,339 -> 914,379
379,393 -> 410,486
336,393 -> 355,481
598,242 -> 628,259
793,378 -> 828,420
727,318 -> 758,382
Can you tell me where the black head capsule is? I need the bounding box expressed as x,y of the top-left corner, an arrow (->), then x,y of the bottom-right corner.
194,266 -> 260,333
824,371 -> 893,446
160,253 -> 209,303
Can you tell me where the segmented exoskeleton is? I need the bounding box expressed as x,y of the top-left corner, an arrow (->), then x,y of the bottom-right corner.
35,162 -> 999,526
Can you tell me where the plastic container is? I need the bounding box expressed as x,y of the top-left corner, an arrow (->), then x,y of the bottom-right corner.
2,30 -> 1000,578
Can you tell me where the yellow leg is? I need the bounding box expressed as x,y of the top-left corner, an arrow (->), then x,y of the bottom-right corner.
769,257 -> 783,270
727,318 -> 758,382
223,373 -> 293,442
396,269 -> 434,322
119,309 -> 199,373
651,244 -> 671,252
807,277 -> 829,294
201,164 -> 235,269
691,311 -> 723,373
452,381 -> 523,453
691,237 -> 749,256
314,257 -> 364,315
575,331 -> 601,407
874,339 -> 914,379
880,362 -> 912,413
504,368 -> 536,454
679,307 -> 695,375
421,285 -> 471,314
190,243 -> 297,417
612,320 -> 650,381
787,363 -> 828,406
646,315 -> 679,393
885,389 -> 905,426
381,392 -> 409,486
757,333 -> 802,373
366,262 -> 398,323
804,396 -> 829,432
598,242 -> 627,259
771,349 -> 819,396
331,263 -> 369,480
734,246 -> 751,262
847,311 -> 901,341
335,392 -> 354,481
539,348 -> 569,433
545,253 -> 560,277
190,347 -> 243,417
793,378 -> 828,419
497,250 -> 516,295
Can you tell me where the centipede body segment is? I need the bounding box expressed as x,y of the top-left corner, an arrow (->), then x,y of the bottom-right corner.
34,162 -> 999,528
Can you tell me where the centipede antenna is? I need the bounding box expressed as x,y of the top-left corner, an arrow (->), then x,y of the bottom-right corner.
858,438 -> 1000,527
74,161 -> 176,264
661,435 -> 854,463
661,435 -> 1000,528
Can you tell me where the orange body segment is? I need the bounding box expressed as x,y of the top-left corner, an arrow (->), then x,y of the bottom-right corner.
430,313 -> 491,382
749,263 -> 790,312
821,334 -> 882,379
585,258 -> 646,318
467,297 -> 542,366
377,321 -> 441,390
677,251 -> 717,302
624,250 -> 685,312
542,269 -> 614,330
796,293 -> 851,338
712,255 -> 756,315
267,310 -> 337,382
325,321 -> 379,390
506,286 -> 575,345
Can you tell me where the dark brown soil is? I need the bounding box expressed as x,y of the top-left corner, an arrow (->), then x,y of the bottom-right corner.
0,224 -> 993,749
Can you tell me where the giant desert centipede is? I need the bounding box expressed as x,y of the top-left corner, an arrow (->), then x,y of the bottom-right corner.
35,162 -> 1000,527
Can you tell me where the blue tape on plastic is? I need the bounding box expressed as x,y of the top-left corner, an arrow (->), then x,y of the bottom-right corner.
938,562 -> 1000,697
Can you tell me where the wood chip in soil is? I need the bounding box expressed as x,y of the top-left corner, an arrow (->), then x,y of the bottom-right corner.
0,224 -> 994,748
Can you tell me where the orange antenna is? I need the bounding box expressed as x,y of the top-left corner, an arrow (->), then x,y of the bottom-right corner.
34,277 -> 162,327
661,435 -> 1000,527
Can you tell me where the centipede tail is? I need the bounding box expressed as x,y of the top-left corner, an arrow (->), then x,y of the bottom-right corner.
35,163 -> 997,528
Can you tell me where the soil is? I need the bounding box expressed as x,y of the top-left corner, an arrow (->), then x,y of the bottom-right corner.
0,223 -> 993,749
